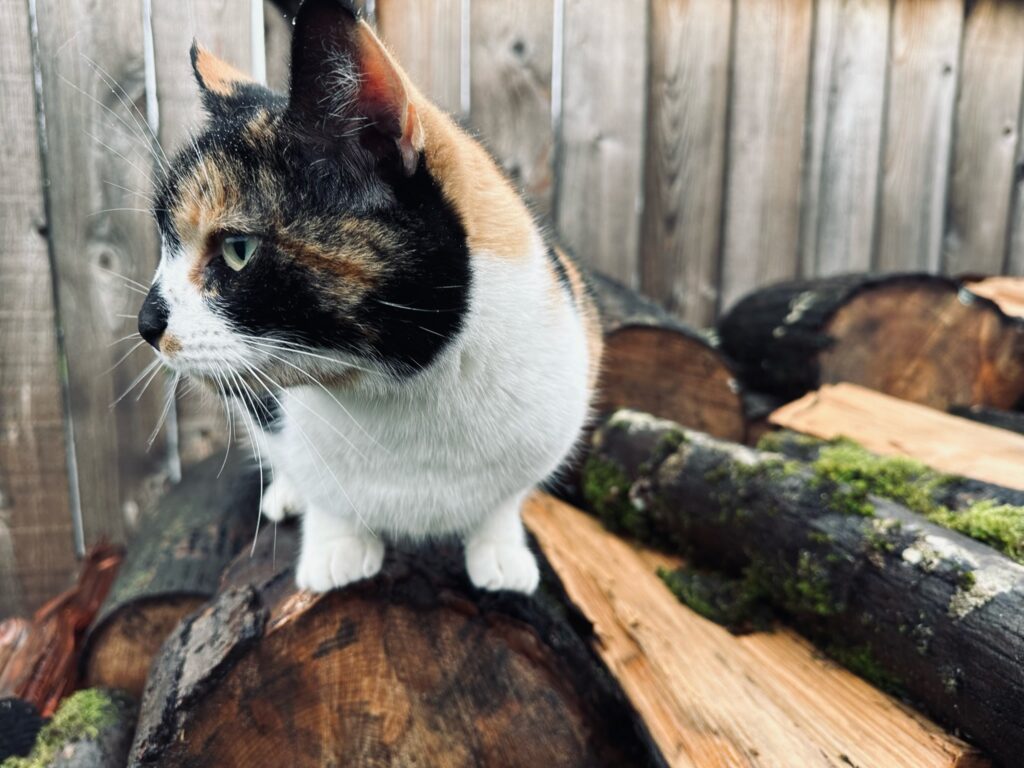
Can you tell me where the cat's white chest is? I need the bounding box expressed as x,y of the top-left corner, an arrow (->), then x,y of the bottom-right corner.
263,253 -> 591,541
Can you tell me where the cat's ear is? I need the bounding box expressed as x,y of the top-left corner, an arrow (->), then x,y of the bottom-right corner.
286,0 -> 423,175
190,42 -> 266,118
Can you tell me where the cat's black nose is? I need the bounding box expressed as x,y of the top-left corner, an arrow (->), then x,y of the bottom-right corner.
138,288 -> 169,349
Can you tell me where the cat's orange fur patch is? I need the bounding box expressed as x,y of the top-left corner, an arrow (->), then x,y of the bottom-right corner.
160,333 -> 182,357
193,44 -> 253,96
277,234 -> 377,291
553,247 -> 603,390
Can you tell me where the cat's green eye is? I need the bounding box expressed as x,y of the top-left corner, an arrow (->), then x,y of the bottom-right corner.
221,235 -> 259,271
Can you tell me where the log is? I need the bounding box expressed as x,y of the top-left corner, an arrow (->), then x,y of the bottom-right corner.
587,272 -> 748,442
770,383 -> 1024,492
717,273 -> 1024,410
82,453 -> 259,698
523,495 -> 984,768
0,697 -> 44,762
128,481 -> 663,766
5,688 -> 136,768
581,409 -> 1024,766
0,545 -> 121,717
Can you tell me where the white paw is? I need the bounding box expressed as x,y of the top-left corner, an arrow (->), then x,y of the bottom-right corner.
465,540 -> 540,594
262,477 -> 304,522
296,534 -> 385,593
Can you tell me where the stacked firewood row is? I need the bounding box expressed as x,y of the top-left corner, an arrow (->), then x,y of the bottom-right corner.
1,271 -> 1022,767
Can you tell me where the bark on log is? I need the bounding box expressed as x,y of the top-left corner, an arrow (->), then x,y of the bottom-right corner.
128,481 -> 664,767
717,273 -> 1024,410
581,409 -> 1024,766
587,272 -> 748,442
82,453 -> 259,698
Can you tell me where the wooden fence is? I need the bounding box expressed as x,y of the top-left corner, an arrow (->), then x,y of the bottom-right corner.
2,0 -> 1024,615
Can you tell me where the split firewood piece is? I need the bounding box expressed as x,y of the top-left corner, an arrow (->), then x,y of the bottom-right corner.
82,453 -> 259,698
128,501 -> 663,766
588,271 -> 748,442
580,408 -> 1023,766
962,275 -> 1024,319
770,383 -> 1024,492
0,544 -> 121,717
717,273 -> 1024,410
523,494 -> 987,768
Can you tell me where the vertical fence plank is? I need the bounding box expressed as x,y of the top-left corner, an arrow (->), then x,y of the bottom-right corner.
800,0 -> 891,276
469,0 -> 555,218
1010,72 -> 1024,276
34,0 -> 167,547
556,0 -> 649,287
946,0 -> 1024,275
264,0 -> 292,94
719,0 -> 813,314
640,0 -> 732,327
376,0 -> 463,117
0,0 -> 77,614
150,0 -> 255,466
876,0 -> 962,272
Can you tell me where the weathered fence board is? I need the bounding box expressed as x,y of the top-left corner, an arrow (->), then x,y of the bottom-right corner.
800,0 -> 890,276
376,0 -> 463,117
0,0 -> 78,615
33,0 -> 167,548
264,0 -> 292,94
719,0 -> 813,314
876,0 -> 962,273
469,0 -> 555,218
150,0 -> 258,467
944,0 -> 1024,276
555,0 -> 649,287
640,0 -> 732,328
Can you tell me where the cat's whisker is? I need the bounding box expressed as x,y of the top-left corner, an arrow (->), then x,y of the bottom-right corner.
223,368 -> 268,555
111,357 -> 161,407
375,298 -> 459,313
135,358 -> 165,401
238,358 -> 375,537
89,207 -> 163,217
237,338 -> 383,451
417,325 -> 445,339
80,53 -> 171,172
102,178 -> 155,203
104,339 -> 147,376
109,332 -> 143,346
83,129 -> 156,188
95,265 -> 151,294
147,371 -> 180,449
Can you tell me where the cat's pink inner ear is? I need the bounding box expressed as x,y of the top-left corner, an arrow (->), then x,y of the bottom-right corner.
191,41 -> 254,96
354,25 -> 423,175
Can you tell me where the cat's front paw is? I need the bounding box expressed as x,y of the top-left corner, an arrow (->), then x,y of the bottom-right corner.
296,534 -> 385,593
465,540 -> 540,594
262,476 -> 304,522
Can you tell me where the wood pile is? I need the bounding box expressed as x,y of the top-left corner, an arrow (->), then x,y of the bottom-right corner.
3,272 -> 1023,767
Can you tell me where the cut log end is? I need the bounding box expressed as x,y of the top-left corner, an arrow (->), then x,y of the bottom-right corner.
130,523 -> 664,768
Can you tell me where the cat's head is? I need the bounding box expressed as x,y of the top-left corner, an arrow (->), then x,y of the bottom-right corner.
138,0 -> 469,393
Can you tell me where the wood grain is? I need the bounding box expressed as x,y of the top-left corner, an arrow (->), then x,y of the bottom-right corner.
0,0 -> 78,615
33,0 -> 167,547
151,0 -> 255,466
469,0 -> 555,217
800,0 -> 890,276
376,0 -> 463,117
771,383 -> 1024,491
524,493 -> 982,768
944,0 -> 1024,275
640,0 -> 732,327
876,0 -> 962,272
555,0 -> 649,287
719,0 -> 813,314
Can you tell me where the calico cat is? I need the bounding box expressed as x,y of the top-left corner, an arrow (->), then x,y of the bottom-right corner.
137,0 -> 601,594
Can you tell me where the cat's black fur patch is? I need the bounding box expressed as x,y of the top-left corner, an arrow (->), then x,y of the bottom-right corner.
154,72 -> 471,377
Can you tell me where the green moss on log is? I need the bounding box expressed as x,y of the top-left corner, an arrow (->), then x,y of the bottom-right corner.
929,501 -> 1024,563
582,455 -> 651,541
2,690 -> 119,768
656,566 -> 772,632
825,644 -> 904,695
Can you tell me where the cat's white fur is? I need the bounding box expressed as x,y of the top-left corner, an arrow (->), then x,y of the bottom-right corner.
154,229 -> 592,594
